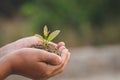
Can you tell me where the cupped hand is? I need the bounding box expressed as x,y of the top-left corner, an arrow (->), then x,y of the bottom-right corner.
2,45 -> 70,80
0,36 -> 70,80
0,36 -> 42,57
0,36 -> 65,57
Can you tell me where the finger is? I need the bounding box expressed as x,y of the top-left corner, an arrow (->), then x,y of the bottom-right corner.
57,42 -> 65,48
52,51 -> 70,76
39,50 -> 62,65
0,36 -> 42,56
47,48 -> 70,77
48,42 -> 57,49
22,48 -> 62,65
28,48 -> 62,65
14,36 -> 43,48
47,47 -> 68,69
59,46 -> 66,52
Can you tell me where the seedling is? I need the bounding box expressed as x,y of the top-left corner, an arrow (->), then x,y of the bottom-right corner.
35,25 -> 60,47
31,25 -> 61,56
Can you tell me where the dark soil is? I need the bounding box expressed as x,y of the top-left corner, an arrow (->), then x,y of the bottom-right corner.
31,44 -> 61,56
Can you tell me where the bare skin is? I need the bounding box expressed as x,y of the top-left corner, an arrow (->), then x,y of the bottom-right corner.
0,36 -> 70,80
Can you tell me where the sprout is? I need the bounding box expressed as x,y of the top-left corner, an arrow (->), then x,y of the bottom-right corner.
35,25 -> 60,46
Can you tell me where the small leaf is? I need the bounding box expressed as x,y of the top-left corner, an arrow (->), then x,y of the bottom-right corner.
48,30 -> 60,42
35,34 -> 44,40
44,25 -> 48,38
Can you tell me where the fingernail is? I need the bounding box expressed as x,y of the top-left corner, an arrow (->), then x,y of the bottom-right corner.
59,46 -> 66,52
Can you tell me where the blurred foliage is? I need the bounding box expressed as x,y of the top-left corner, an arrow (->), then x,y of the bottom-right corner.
0,0 -> 120,47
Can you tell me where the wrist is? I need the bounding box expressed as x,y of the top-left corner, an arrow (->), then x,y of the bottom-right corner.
0,56 -> 12,79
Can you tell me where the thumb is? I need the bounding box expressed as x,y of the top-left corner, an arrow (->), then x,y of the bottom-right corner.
38,49 -> 62,65
21,48 -> 62,65
14,36 -> 43,48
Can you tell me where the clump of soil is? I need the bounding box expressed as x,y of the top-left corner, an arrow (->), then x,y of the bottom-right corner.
31,44 -> 61,56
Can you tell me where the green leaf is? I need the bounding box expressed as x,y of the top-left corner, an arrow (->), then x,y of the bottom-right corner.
48,30 -> 60,42
43,25 -> 48,38
35,34 -> 44,40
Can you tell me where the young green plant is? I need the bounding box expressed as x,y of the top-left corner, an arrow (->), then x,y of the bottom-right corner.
35,25 -> 60,47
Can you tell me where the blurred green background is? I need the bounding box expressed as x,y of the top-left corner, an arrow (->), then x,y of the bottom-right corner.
0,0 -> 120,47
1,0 -> 120,80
